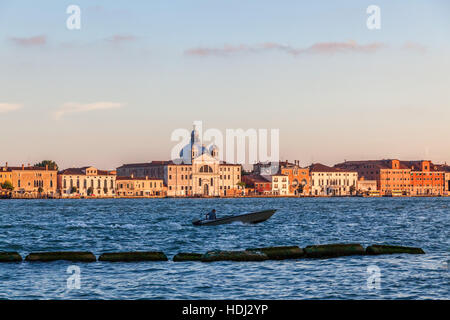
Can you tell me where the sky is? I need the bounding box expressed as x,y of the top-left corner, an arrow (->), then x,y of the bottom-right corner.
0,0 -> 449,170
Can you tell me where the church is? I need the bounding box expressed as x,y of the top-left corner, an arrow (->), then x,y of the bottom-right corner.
116,126 -> 243,197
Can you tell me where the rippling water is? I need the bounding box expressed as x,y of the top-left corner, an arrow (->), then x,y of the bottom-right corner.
0,198 -> 448,299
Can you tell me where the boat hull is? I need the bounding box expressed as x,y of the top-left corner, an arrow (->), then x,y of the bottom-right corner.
192,209 -> 276,226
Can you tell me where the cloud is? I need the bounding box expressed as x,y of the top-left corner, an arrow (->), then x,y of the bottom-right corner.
402,42 -> 427,54
185,40 -> 386,57
106,34 -> 136,44
9,35 -> 46,47
53,102 -> 124,120
0,103 -> 22,113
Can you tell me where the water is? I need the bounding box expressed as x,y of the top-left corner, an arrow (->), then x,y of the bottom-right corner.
0,198 -> 448,299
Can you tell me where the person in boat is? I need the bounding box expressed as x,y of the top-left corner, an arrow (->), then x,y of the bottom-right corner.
205,209 -> 217,220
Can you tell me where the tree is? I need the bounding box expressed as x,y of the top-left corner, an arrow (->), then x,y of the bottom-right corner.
70,186 -> 78,194
1,180 -> 14,191
37,186 -> 44,194
350,185 -> 356,196
237,181 -> 246,188
87,187 -> 94,196
34,160 -> 58,170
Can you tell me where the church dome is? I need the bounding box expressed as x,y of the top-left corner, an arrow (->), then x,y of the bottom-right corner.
179,126 -> 208,160
209,144 -> 219,158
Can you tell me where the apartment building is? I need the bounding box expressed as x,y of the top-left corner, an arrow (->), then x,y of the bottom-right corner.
58,166 -> 116,197
271,174 -> 289,195
116,175 -> 165,197
0,163 -> 57,197
309,163 -> 358,196
242,174 -> 272,195
253,160 -> 309,195
402,161 -> 444,196
335,159 -> 411,196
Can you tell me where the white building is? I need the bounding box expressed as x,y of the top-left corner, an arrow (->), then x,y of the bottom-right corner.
58,166 -> 116,197
309,163 -> 357,196
271,174 -> 289,195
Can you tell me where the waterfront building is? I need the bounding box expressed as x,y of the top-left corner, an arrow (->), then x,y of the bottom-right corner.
309,163 -> 358,196
117,126 -> 242,197
58,167 -> 116,197
0,164 -> 13,186
253,160 -> 309,195
0,163 -> 57,197
271,174 -> 289,195
116,175 -> 165,197
435,164 -> 450,195
357,177 -> 378,195
335,159 -> 411,196
402,161 -> 444,196
446,172 -> 450,195
279,161 -> 310,195
242,174 -> 272,195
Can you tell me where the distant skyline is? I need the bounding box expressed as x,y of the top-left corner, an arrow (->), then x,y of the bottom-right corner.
1,1 -> 449,169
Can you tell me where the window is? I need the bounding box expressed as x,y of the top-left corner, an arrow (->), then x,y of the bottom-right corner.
199,165 -> 213,173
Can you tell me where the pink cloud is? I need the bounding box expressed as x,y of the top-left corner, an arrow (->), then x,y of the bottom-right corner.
402,42 -> 427,53
9,35 -> 46,46
185,41 -> 387,57
106,34 -> 136,44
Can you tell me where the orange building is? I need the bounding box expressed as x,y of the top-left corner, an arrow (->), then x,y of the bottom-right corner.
0,163 -> 57,197
335,159 -> 411,196
253,160 -> 309,195
279,161 -> 310,195
403,161 -> 445,196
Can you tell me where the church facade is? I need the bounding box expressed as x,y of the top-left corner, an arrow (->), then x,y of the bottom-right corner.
116,126 -> 243,197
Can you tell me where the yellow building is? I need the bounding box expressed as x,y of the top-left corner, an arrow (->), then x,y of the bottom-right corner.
116,175 -> 166,197
357,177 -> 378,195
0,163 -> 57,197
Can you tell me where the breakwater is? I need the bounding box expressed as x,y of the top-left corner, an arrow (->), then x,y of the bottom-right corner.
0,244 -> 425,263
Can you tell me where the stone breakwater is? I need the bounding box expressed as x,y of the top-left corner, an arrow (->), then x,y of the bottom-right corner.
0,244 -> 425,263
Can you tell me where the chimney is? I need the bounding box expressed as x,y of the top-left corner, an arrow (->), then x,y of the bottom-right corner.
22,164 -> 24,170
131,173 -> 134,178
45,164 -> 48,171
5,162 -> 8,168
27,163 -> 30,167
145,176 -> 148,180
